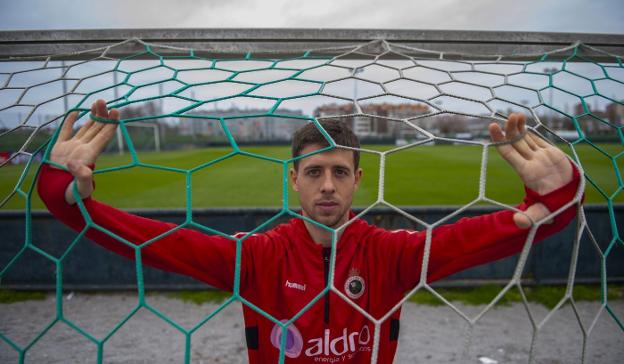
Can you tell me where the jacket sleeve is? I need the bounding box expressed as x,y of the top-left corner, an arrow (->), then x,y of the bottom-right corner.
386,162 -> 582,291
37,164 -> 240,292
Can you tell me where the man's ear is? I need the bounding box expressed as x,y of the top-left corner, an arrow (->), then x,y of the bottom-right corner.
354,168 -> 363,190
290,167 -> 299,192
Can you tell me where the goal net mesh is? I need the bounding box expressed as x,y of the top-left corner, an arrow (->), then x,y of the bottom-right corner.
0,37 -> 622,363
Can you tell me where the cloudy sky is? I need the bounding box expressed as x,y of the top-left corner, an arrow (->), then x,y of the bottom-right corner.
1,0 -> 623,33
0,0 -> 622,130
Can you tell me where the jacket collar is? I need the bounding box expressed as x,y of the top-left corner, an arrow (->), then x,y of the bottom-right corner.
290,211 -> 366,253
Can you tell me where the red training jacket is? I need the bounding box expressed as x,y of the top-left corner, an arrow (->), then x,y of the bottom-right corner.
37,164 -> 580,363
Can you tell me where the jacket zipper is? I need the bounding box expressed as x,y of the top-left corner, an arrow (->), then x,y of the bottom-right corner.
322,247 -> 331,325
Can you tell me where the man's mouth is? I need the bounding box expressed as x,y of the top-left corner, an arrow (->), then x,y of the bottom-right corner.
316,201 -> 339,213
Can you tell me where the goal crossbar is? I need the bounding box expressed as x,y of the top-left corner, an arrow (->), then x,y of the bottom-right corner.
1,28 -> 623,60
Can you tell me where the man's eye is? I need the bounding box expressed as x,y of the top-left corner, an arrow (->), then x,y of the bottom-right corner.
335,169 -> 348,176
307,169 -> 320,177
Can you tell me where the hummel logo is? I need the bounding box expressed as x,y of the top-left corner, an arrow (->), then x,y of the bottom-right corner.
285,280 -> 306,291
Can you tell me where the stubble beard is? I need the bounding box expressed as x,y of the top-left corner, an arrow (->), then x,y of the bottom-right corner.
306,206 -> 348,229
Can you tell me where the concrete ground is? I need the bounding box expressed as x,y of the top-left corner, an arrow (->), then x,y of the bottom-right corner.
1,293 -> 622,363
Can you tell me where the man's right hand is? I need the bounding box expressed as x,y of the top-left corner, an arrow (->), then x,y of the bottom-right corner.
50,99 -> 119,204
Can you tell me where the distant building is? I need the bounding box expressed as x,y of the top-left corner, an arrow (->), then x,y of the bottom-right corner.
571,101 -> 624,134
314,102 -> 430,139
606,102 -> 624,126
530,99 -> 623,137
178,107 -> 304,142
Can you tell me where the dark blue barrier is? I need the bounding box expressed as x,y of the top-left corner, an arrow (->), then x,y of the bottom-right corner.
1,205 -> 622,290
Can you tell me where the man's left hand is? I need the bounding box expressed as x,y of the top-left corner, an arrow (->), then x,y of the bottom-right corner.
489,113 -> 574,229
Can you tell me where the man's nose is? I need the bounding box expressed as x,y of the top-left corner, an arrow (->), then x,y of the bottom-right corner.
320,173 -> 336,194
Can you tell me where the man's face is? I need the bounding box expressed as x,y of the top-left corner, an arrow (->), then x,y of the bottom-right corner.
290,144 -> 362,228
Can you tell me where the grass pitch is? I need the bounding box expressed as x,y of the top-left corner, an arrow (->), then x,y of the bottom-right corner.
1,143 -> 621,210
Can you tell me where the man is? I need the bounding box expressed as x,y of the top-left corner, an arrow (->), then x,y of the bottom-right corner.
38,99 -> 580,363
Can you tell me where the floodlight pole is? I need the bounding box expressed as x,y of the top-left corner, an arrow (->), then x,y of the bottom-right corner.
61,61 -> 68,113
113,70 -> 124,155
544,67 -> 558,127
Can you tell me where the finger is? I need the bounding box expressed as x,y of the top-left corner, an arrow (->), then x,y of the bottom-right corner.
513,211 -> 532,229
91,107 -> 119,146
95,99 -> 108,118
74,118 -> 94,139
82,121 -> 106,142
58,111 -> 78,141
88,108 -> 120,155
504,113 -> 519,139
515,113 -> 538,150
67,160 -> 94,199
506,113 -> 533,160
488,122 -> 505,143
489,122 -> 525,167
108,108 -> 120,121
515,112 -> 526,134
524,131 -> 539,150
513,203 -> 552,229
528,132 -> 550,148
74,103 -> 98,139
514,113 -> 539,150
91,123 -> 118,152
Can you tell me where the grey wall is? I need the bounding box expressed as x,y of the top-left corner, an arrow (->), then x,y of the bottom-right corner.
1,205 -> 621,290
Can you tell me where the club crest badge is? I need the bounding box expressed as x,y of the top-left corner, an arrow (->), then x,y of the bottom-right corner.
344,268 -> 365,299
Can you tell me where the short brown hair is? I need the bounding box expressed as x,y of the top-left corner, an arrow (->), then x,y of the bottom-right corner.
292,119 -> 360,170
